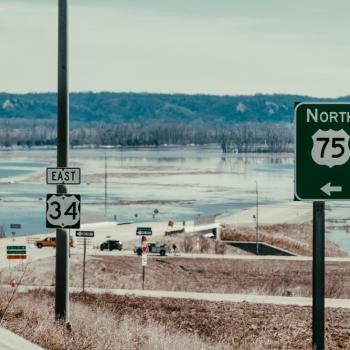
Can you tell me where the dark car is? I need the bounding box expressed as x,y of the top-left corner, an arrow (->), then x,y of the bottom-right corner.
100,240 -> 123,251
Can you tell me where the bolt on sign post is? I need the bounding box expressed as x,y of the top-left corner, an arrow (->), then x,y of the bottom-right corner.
295,102 -> 350,350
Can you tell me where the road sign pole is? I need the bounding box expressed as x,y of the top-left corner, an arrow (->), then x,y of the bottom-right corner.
105,152 -> 107,218
55,0 -> 70,326
82,237 -> 86,294
255,181 -> 259,255
142,265 -> 145,290
313,201 -> 325,350
141,235 -> 144,289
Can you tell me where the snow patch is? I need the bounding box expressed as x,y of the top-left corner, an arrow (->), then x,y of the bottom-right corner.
236,102 -> 246,113
265,101 -> 279,115
2,99 -> 14,110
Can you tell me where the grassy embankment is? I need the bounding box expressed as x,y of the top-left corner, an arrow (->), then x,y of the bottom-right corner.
3,253 -> 350,298
221,223 -> 348,257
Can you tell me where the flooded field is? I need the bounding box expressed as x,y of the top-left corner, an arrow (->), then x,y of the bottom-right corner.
0,146 -> 349,252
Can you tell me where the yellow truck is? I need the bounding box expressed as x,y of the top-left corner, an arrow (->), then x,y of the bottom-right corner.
35,236 -> 75,248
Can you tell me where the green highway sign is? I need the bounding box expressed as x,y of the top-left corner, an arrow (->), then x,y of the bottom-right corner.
7,246 -> 26,250
6,245 -> 27,260
7,245 -> 26,254
295,102 -> 350,200
7,250 -> 26,254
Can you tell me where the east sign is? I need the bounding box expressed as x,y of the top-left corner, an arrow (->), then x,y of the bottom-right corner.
46,168 -> 81,185
295,102 -> 350,200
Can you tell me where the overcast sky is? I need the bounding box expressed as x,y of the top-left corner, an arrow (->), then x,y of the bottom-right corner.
1,0 -> 350,97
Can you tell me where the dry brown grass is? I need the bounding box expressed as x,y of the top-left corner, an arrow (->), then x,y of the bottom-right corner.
220,223 -> 348,257
2,289 -> 350,349
0,289 -> 231,350
5,256 -> 350,298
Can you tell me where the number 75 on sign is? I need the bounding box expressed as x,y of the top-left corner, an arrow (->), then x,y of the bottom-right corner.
46,194 -> 81,228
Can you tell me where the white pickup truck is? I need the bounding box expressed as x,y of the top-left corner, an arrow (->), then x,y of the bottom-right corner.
134,242 -> 170,256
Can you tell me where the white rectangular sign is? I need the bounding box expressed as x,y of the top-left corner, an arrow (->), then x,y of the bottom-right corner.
76,231 -> 94,238
142,254 -> 147,266
46,168 -> 81,185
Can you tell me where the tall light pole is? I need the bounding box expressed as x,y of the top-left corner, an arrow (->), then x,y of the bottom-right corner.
56,0 -> 70,326
105,152 -> 107,218
255,181 -> 259,255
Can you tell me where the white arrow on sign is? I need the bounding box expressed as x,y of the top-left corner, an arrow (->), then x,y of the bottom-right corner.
321,182 -> 342,196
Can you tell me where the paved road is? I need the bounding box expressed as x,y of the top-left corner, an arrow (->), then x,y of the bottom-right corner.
0,221 -> 168,269
7,284 -> 350,309
2,218 -> 350,270
73,249 -> 350,263
0,327 -> 43,350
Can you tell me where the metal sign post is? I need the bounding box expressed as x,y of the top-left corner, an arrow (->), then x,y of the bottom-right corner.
313,201 -> 325,350
141,235 -> 148,289
10,224 -> 21,243
56,0 -> 70,326
82,237 -> 86,293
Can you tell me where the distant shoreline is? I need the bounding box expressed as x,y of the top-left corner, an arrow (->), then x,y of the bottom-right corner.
0,143 -> 294,154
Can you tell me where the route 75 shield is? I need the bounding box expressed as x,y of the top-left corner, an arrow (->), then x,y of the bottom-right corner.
46,194 -> 81,228
311,129 -> 350,168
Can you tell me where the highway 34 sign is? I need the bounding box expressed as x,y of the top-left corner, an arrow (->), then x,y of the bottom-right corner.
295,102 -> 350,200
46,194 -> 81,228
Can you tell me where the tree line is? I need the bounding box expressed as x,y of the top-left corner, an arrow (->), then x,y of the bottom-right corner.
0,121 -> 293,152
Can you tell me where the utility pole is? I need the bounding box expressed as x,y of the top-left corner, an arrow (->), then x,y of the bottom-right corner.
105,152 -> 107,218
255,181 -> 259,255
56,0 -> 70,326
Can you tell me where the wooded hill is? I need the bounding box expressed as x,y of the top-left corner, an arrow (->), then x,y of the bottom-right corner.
1,92 -> 344,125
0,92 -> 347,150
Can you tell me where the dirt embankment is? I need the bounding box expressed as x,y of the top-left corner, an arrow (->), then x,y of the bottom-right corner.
1,290 -> 350,349
221,223 -> 348,257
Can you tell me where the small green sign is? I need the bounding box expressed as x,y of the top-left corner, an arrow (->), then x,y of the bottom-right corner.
7,250 -> 26,255
295,102 -> 350,200
7,246 -> 26,250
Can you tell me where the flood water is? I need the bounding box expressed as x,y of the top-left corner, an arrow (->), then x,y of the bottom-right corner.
0,146 -> 349,252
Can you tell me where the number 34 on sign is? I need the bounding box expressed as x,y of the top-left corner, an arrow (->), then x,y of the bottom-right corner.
46,194 -> 81,228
